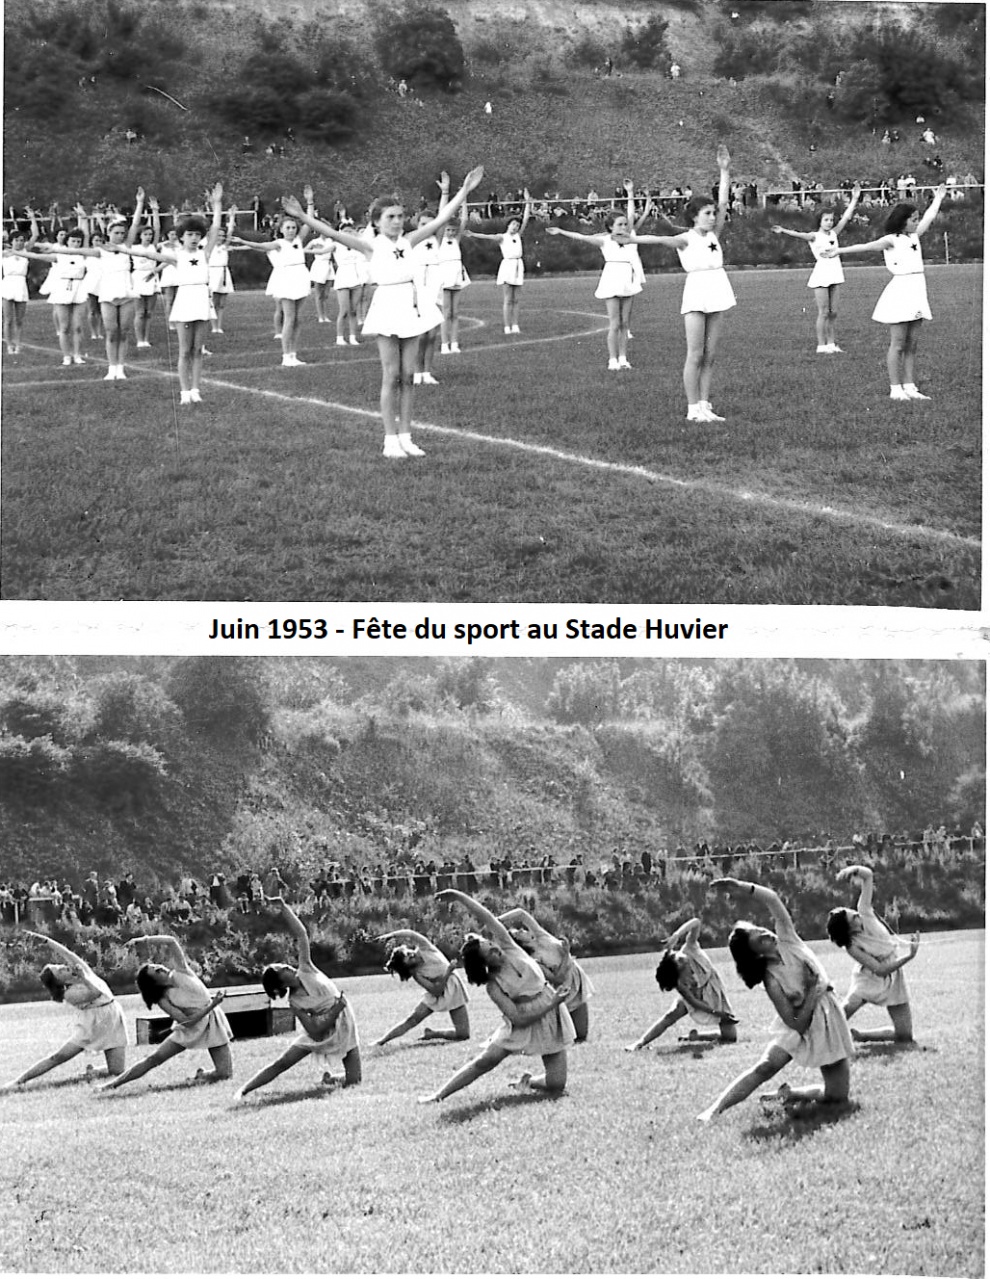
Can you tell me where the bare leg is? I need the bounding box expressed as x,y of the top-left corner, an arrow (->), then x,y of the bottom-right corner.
376,1003 -> 432,1045
98,1038 -> 186,1090
826,284 -> 841,346
569,1002 -> 590,1043
683,311 -> 705,405
518,1050 -> 568,1094
104,1046 -> 126,1076
697,1043 -> 792,1121
235,1044 -> 310,1097
377,335 -> 402,442
196,1043 -> 233,1083
422,1005 -> 470,1041
2,1040 -> 83,1088
626,1001 -> 687,1050
887,321 -> 909,386
697,312 -> 723,405
902,320 -> 921,387
850,1001 -> 913,1043
605,297 -> 620,361
774,1057 -> 850,1105
814,288 -> 829,346
419,1045 -> 510,1102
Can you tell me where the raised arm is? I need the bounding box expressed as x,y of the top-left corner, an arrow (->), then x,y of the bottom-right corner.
268,896 -> 314,967
837,865 -> 874,914
833,183 -> 862,235
203,182 -> 224,259
148,195 -> 162,243
520,188 -> 532,234
497,907 -> 553,943
434,888 -> 516,949
711,879 -> 798,939
24,931 -> 90,976
408,165 -> 485,247
297,185 -> 316,246
916,183 -> 947,236
126,188 -> 146,246
128,934 -> 194,973
377,929 -> 435,949
714,144 -> 731,236
665,917 -> 702,950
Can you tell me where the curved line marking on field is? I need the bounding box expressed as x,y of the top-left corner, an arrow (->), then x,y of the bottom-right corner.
196,377 -> 980,552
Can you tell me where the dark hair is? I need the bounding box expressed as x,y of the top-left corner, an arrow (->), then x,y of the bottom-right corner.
384,945 -> 416,981
176,215 -> 207,237
684,196 -> 715,227
459,935 -> 492,986
136,962 -> 170,1010
39,964 -> 66,1002
261,965 -> 290,1000
816,205 -> 839,229
883,202 -> 917,236
369,195 -> 404,226
728,924 -> 768,988
826,907 -> 855,949
655,950 -> 680,992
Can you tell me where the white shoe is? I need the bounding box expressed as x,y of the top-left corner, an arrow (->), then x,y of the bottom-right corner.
701,401 -> 725,421
274,333 -> 282,340
189,389 -> 202,403
398,433 -> 425,456
104,369 -> 117,381
816,344 -> 831,353
829,344 -> 843,353
686,404 -> 706,421
72,355 -> 86,365
413,372 -> 423,384
349,336 -> 360,346
607,358 -> 620,371
201,347 -> 212,357
617,357 -> 632,369
136,341 -> 151,350
382,436 -> 408,459
511,325 -> 520,334
62,356 -> 72,366
889,386 -> 911,400
440,343 -> 450,354
420,372 -> 439,385
336,337 -> 347,346
116,366 -> 127,380
902,384 -> 931,400
180,390 -> 192,405
450,343 -> 461,353
626,331 -> 633,340
504,325 -> 512,334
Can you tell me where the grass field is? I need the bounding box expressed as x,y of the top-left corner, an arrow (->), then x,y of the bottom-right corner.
0,930 -> 983,1274
1,266 -> 981,606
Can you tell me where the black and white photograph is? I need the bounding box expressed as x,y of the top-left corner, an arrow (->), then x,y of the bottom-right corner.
0,655 -> 983,1273
1,0 -> 982,605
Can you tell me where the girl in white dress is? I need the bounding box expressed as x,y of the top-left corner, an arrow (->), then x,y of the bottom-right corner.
375,928 -> 470,1044
2,232 -> 34,354
625,917 -> 738,1051
332,222 -> 367,346
132,198 -> 162,349
20,227 -> 91,364
99,934 -> 233,1089
0,932 -> 126,1088
627,146 -> 735,420
124,184 -> 224,404
827,865 -> 919,1043
208,209 -> 237,334
283,165 -> 484,459
233,187 -> 317,366
824,184 -> 947,400
306,233 -> 336,324
157,226 -> 182,327
437,202 -> 471,353
697,878 -> 853,1122
498,906 -> 594,1041
235,898 -> 360,1098
83,229 -> 106,341
410,204 -> 444,384
546,212 -> 642,370
419,889 -> 575,1103
464,189 -> 531,334
771,184 -> 861,352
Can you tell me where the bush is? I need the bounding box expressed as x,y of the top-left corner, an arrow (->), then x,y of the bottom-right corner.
69,739 -> 167,809
296,89 -> 360,144
620,15 -> 671,72
165,657 -> 271,745
0,733 -> 71,803
374,3 -> 465,93
90,673 -> 180,750
0,690 -> 72,743
565,33 -> 608,71
712,21 -> 778,79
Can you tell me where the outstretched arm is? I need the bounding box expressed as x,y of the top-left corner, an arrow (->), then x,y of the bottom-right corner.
665,918 -> 702,950
278,197 -> 370,255
545,227 -> 607,244
711,879 -> 797,938
24,931 -> 90,976
127,935 -> 194,974
434,888 -> 516,949
377,929 -> 434,949
829,235 -> 895,258
917,183 -> 947,236
770,225 -> 816,242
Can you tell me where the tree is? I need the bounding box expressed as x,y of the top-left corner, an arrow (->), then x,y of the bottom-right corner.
165,658 -> 270,744
620,15 -> 672,72
832,59 -> 885,124
374,3 -> 465,92
546,663 -> 622,727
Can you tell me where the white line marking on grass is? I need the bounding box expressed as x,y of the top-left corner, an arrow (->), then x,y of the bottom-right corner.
195,376 -> 980,552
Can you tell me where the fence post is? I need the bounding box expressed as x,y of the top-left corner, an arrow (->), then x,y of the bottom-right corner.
943,231 -> 949,266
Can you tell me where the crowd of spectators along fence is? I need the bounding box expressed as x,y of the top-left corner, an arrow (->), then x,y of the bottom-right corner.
1,824 -> 982,930
3,172 -> 982,240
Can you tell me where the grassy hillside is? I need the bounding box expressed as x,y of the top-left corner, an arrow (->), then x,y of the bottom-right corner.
4,0 -> 984,212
